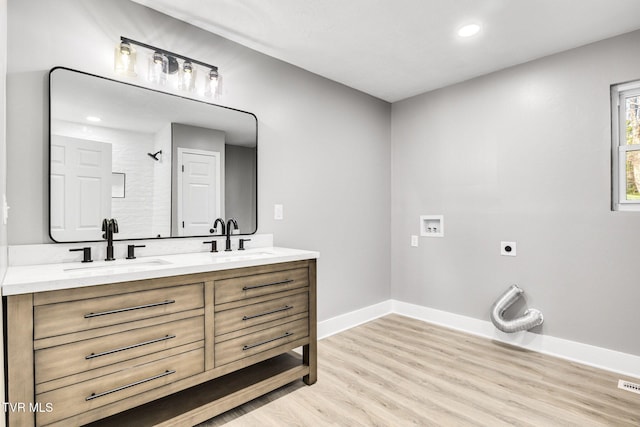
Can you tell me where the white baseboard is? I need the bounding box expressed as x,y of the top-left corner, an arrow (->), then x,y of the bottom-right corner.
317,299 -> 640,379
317,300 -> 392,340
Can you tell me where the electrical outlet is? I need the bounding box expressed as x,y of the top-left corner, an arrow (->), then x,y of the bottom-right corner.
411,235 -> 419,247
501,241 -> 516,256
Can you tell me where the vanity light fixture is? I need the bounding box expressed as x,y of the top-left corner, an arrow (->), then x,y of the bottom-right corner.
457,23 -> 481,38
114,36 -> 222,99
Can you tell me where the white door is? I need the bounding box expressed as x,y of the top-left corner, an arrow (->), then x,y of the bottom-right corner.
50,135 -> 112,241
177,148 -> 221,236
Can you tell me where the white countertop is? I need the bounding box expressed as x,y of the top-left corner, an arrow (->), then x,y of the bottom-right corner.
2,247 -> 319,296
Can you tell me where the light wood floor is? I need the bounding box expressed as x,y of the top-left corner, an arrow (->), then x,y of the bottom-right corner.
198,314 -> 640,426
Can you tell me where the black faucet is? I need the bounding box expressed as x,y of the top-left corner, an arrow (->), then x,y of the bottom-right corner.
225,218 -> 238,251
212,218 -> 226,236
102,218 -> 119,261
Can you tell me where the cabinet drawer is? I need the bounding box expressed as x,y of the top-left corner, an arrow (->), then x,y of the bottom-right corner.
35,316 -> 203,385
215,318 -> 308,367
215,292 -> 308,337
36,348 -> 204,426
35,283 -> 204,339
215,268 -> 308,305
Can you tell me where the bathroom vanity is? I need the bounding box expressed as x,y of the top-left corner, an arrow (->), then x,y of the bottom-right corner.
4,248 -> 317,426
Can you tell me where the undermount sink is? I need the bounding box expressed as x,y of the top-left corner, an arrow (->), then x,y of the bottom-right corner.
63,258 -> 172,272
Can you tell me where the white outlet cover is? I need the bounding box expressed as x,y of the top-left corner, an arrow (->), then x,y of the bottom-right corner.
274,204 -> 284,220
501,241 -> 516,256
411,235 -> 419,247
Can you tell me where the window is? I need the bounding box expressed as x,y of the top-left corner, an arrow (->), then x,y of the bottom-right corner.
612,81 -> 640,211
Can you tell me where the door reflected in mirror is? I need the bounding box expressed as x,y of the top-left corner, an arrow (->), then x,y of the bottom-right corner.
49,67 -> 257,242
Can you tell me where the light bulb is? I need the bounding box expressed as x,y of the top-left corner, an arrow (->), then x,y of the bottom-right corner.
180,61 -> 196,92
114,41 -> 137,76
204,67 -> 220,98
148,51 -> 167,85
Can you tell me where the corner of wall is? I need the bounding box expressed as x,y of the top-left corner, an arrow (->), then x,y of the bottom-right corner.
1,0 -> 9,424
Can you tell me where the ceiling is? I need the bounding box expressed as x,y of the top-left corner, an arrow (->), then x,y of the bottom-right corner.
132,0 -> 640,103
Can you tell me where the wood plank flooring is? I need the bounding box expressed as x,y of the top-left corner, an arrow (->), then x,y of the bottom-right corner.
198,314 -> 640,426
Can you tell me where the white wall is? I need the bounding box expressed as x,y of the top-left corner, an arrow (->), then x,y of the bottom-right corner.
391,30 -> 640,356
0,0 -> 7,424
6,0 -> 391,321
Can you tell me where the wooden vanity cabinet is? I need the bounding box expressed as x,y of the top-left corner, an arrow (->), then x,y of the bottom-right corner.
6,259 -> 317,426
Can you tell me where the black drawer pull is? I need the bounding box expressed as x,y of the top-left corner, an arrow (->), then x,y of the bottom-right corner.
84,300 -> 176,318
85,370 -> 176,401
242,279 -> 293,291
242,332 -> 293,351
242,305 -> 293,321
85,335 -> 176,360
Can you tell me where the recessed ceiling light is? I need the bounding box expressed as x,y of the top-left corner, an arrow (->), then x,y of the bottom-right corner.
458,23 -> 481,38
86,116 -> 101,122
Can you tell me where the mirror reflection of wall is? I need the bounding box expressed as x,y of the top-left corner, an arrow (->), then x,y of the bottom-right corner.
226,144 -> 257,233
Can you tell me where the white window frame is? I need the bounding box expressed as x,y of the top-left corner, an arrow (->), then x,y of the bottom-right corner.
611,80 -> 640,211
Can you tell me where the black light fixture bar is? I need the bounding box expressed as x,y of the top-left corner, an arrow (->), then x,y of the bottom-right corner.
121,36 -> 218,71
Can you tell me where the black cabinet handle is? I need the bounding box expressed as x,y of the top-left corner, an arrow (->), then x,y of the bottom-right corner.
242,332 -> 293,351
242,305 -> 293,321
85,334 -> 176,359
84,300 -> 175,318
242,279 -> 293,291
85,370 -> 175,401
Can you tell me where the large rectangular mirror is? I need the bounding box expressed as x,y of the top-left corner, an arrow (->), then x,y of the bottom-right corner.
49,67 -> 257,242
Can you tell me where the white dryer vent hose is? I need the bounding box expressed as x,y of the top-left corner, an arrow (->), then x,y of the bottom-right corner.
490,285 -> 543,333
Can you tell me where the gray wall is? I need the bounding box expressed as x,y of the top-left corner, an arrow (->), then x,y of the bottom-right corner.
226,144 -> 257,233
6,0 -> 391,321
391,30 -> 640,356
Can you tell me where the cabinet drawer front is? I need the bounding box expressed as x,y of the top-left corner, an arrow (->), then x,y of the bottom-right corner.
215,292 -> 308,337
215,268 -> 308,305
36,348 -> 204,426
35,283 -> 204,339
215,318 -> 308,367
36,316 -> 204,385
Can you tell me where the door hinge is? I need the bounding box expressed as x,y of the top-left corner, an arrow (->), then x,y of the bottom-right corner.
181,165 -> 184,172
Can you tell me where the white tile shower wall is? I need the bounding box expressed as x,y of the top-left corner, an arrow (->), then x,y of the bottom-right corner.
8,233 -> 274,266
110,129 -> 156,238
152,123 -> 172,238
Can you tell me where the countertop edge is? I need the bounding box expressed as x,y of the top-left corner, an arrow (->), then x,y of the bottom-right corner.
2,248 -> 319,296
